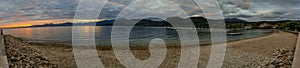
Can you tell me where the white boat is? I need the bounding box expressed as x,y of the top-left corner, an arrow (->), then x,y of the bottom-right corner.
227,33 -> 242,36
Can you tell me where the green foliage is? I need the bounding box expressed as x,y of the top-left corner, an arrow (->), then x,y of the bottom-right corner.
278,21 -> 300,31
260,26 -> 273,29
226,24 -> 243,28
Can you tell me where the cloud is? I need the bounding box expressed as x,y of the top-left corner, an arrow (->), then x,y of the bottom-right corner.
256,9 -> 273,15
0,0 -> 300,24
220,0 -> 300,21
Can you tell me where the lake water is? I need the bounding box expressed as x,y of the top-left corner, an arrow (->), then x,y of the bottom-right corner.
3,26 -> 273,46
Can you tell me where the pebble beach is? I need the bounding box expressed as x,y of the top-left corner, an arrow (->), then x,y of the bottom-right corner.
3,30 -> 298,68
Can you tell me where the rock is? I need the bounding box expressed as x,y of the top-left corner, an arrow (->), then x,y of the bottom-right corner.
260,48 -> 295,67
4,35 -> 57,67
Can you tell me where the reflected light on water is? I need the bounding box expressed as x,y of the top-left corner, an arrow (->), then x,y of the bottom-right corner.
4,28 -> 32,39
2,26 -> 271,45
23,28 -> 32,38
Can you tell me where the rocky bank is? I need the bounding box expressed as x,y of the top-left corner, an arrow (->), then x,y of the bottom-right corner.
260,48 -> 295,68
4,35 -> 57,68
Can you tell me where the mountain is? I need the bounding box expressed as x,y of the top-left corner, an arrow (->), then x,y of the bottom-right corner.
30,22 -> 73,27
95,19 -> 115,26
24,17 -> 248,28
224,18 -> 247,23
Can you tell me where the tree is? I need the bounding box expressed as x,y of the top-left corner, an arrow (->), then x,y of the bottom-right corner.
278,21 -> 300,31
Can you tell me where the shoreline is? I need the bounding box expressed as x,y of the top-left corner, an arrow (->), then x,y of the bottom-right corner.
3,30 -> 297,67
12,29 -> 276,48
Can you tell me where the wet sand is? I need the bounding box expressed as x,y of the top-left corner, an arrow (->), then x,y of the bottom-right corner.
4,30 -> 298,68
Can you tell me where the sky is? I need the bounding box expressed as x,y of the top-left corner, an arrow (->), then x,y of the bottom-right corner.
0,0 -> 299,28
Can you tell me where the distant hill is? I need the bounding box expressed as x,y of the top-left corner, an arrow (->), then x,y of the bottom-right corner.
26,17 -> 207,27
20,16 -> 296,29
224,18 -> 247,23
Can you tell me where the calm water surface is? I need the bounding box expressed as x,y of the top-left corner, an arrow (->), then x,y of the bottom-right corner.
3,26 -> 272,46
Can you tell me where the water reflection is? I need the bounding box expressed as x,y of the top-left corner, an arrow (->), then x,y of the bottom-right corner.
3,26 -> 271,46
4,28 -> 32,39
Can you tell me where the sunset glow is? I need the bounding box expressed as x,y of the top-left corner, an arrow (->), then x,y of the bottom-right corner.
0,19 -> 105,28
0,23 -> 32,28
0,19 -> 69,28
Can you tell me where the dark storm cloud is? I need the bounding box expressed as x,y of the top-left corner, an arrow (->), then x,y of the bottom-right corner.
0,0 -> 299,24
221,0 -> 300,21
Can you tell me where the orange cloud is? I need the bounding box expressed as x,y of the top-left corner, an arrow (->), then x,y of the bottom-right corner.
0,19 -> 70,28
0,19 -> 106,28
257,9 -> 273,15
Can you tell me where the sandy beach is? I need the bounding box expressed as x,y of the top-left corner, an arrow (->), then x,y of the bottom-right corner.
3,30 -> 297,68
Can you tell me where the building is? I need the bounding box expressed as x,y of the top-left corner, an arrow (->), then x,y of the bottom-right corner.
259,23 -> 277,28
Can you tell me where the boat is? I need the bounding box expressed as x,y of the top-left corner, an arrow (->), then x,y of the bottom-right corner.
227,33 -> 242,36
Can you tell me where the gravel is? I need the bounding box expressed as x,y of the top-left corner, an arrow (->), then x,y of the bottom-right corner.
4,35 -> 57,68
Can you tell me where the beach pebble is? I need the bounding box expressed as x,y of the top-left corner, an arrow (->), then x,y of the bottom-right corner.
4,35 -> 57,67
259,48 -> 295,67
